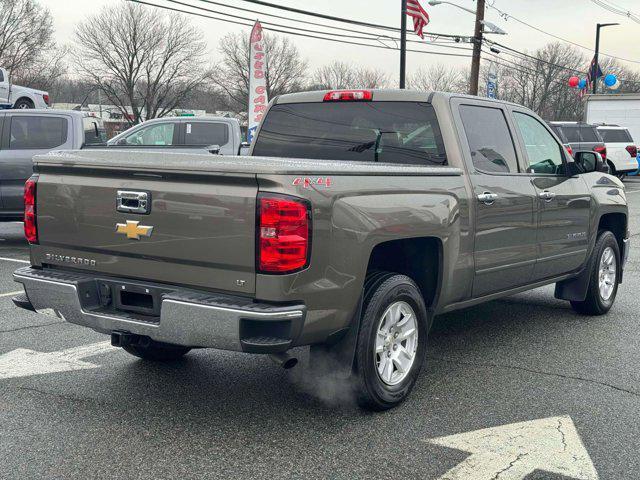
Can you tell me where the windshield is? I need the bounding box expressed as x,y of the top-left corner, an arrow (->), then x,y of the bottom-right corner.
253,101 -> 447,166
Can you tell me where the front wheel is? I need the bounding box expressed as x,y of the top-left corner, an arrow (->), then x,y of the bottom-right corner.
570,230 -> 620,315
354,273 -> 429,411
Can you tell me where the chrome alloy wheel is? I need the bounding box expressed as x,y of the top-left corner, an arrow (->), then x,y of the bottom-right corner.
374,301 -> 418,386
598,246 -> 617,302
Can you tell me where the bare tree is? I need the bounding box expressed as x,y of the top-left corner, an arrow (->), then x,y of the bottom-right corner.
213,31 -> 308,112
0,0 -> 65,90
312,61 -> 356,89
409,64 -> 468,93
354,67 -> 390,89
73,3 -> 209,124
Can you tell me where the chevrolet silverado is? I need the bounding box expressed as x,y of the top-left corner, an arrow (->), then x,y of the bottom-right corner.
12,90 -> 629,410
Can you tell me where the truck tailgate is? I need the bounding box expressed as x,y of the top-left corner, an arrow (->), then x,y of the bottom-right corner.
32,169 -> 258,294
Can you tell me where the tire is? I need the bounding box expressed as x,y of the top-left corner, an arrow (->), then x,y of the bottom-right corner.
570,230 -> 620,315
13,98 -> 34,109
354,272 -> 429,411
123,341 -> 191,361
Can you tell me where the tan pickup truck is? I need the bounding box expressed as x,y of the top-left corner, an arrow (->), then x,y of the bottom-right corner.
13,90 -> 629,410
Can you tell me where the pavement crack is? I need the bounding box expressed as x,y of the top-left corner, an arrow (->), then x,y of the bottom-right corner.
556,418 -> 568,452
428,356 -> 640,398
16,385 -> 113,407
0,321 -> 65,333
491,452 -> 528,480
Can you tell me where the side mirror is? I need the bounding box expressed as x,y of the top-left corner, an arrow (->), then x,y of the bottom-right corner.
206,144 -> 221,155
239,141 -> 250,156
574,151 -> 608,174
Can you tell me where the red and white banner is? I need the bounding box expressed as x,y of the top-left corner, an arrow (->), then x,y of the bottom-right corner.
248,21 -> 268,143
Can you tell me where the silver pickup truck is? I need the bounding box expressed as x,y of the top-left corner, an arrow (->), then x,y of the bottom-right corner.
13,90 -> 629,410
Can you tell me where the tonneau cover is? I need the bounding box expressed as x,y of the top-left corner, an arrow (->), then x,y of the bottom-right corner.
34,150 -> 463,177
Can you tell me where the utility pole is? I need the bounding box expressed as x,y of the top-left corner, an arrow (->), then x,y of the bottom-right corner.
593,22 -> 618,95
400,0 -> 408,89
469,0 -> 485,96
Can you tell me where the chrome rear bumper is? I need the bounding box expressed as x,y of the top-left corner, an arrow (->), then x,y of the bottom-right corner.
13,266 -> 305,353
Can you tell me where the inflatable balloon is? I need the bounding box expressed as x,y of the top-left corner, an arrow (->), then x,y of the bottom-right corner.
609,78 -> 621,90
604,74 -> 617,87
568,76 -> 580,88
578,79 -> 587,89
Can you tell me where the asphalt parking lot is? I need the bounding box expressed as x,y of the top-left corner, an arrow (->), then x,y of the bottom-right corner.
1,181 -> 640,479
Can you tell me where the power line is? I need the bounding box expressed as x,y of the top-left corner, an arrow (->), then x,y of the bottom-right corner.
235,0 -> 464,39
171,0 -> 473,51
129,0 -> 473,58
590,0 -> 640,24
486,1 -> 640,65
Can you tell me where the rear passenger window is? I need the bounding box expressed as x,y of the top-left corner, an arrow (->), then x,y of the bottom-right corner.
459,105 -> 518,173
185,122 -> 229,146
600,129 -> 633,143
9,116 -> 67,149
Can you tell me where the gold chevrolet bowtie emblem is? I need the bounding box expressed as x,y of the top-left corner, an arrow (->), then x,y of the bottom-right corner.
116,220 -> 154,240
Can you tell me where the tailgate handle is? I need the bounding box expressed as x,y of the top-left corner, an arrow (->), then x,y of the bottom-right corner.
117,190 -> 150,214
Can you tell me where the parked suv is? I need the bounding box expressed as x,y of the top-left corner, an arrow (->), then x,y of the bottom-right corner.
548,121 -> 607,165
0,110 -> 106,220
596,125 -> 638,179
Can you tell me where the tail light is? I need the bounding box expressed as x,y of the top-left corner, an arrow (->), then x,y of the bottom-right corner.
43,94 -> 50,105
626,145 -> 638,158
258,194 -> 310,273
565,145 -> 573,157
24,176 -> 38,244
323,90 -> 373,102
593,145 -> 607,160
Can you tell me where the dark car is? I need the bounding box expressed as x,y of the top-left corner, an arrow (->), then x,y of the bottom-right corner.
548,121 -> 607,162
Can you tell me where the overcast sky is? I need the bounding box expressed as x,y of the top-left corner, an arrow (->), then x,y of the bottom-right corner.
45,0 -> 640,81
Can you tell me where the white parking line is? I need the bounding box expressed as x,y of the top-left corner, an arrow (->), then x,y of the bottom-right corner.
0,290 -> 22,298
0,257 -> 28,264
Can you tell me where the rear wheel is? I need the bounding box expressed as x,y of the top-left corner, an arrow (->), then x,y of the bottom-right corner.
570,230 -> 620,315
13,98 -> 34,109
123,341 -> 191,361
354,273 -> 429,411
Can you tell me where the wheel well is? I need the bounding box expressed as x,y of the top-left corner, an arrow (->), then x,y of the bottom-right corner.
14,97 -> 33,106
367,237 -> 441,308
598,212 -> 626,251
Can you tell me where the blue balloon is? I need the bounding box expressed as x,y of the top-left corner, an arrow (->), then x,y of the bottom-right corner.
604,74 -> 617,87
578,79 -> 587,89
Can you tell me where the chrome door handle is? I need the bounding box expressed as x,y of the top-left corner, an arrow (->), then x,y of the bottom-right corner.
539,190 -> 556,202
477,192 -> 498,205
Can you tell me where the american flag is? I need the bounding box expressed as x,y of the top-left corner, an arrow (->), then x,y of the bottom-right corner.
407,0 -> 430,39
580,55 -> 603,97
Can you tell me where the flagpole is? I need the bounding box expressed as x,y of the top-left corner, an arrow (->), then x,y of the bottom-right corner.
400,0 -> 407,89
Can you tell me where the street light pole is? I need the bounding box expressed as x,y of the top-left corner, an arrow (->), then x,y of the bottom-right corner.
593,22 -> 618,95
400,0 -> 408,89
469,0 -> 485,96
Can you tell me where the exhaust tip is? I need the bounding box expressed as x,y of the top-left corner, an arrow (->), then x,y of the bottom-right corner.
269,352 -> 298,369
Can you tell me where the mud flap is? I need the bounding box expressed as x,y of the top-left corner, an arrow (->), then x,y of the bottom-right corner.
554,259 -> 594,302
309,295 -> 363,379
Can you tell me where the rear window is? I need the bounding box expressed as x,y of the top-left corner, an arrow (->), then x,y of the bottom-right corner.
253,102 -> 447,166
599,129 -> 633,143
185,122 -> 229,146
83,117 -> 107,145
9,116 -> 67,149
560,125 -> 600,143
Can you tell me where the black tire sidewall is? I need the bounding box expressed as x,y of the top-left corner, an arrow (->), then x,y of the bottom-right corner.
592,232 -> 620,311
356,275 -> 429,410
